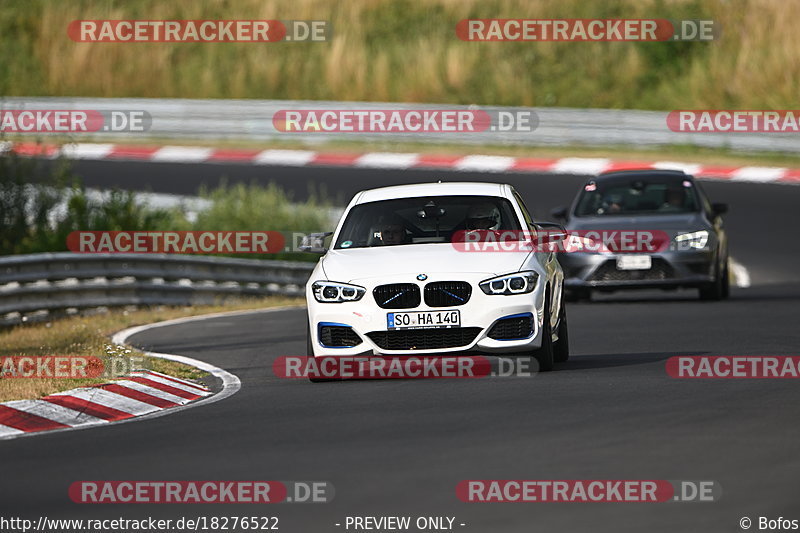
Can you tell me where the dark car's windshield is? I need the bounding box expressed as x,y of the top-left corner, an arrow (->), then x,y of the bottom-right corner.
334,195 -> 521,249
574,176 -> 701,217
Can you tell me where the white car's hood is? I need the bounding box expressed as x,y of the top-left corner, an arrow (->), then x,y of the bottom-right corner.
321,243 -> 531,283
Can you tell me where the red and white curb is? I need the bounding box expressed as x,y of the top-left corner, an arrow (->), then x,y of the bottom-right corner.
0,370 -> 211,439
5,142 -> 800,184
0,309 -> 258,441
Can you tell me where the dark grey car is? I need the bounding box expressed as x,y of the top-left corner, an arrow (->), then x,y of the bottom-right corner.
551,170 -> 729,301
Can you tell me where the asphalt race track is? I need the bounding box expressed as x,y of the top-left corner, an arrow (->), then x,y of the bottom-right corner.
4,161 -> 800,532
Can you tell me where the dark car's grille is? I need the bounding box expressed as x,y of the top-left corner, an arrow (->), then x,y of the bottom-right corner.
373,283 -> 421,309
687,262 -> 711,275
424,281 -> 472,307
587,258 -> 675,282
319,325 -> 362,347
366,327 -> 481,350
487,315 -> 533,340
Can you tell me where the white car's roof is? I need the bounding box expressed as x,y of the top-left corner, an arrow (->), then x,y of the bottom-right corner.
355,182 -> 510,204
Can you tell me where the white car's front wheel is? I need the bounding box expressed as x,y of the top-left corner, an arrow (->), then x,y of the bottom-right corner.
553,303 -> 569,363
530,295 -> 555,372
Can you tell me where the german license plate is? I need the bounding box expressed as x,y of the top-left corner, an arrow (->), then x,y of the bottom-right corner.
387,310 -> 461,330
616,255 -> 652,270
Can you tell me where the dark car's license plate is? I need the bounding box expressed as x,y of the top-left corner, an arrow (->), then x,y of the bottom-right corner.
616,255 -> 652,270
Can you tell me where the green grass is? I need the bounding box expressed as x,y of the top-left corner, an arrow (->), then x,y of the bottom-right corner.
1,0 -> 798,109
0,296 -> 302,402
194,181 -> 338,260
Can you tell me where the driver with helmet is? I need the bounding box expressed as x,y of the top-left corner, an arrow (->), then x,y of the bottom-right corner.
465,203 -> 501,231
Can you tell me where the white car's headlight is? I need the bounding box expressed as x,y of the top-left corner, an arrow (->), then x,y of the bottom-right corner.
312,281 -> 366,303
674,230 -> 709,249
479,271 -> 538,295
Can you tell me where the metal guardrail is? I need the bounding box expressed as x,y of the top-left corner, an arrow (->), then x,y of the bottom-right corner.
0,253 -> 313,326
2,97 -> 799,153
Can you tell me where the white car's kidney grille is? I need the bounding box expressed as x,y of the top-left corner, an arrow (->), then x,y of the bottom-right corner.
366,327 -> 481,350
423,281 -> 472,307
373,283 -> 421,309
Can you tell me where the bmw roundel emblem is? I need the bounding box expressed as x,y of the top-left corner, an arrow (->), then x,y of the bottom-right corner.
417,274 -> 428,281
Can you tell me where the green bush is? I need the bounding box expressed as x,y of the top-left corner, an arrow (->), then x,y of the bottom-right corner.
0,151 -> 186,254
193,181 -> 333,261
0,152 -> 71,255
0,150 -> 330,260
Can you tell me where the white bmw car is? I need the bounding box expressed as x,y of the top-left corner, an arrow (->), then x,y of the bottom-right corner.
302,182 -> 569,377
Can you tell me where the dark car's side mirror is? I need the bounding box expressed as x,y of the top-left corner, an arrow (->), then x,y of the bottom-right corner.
299,232 -> 333,254
550,206 -> 568,221
711,203 -> 728,217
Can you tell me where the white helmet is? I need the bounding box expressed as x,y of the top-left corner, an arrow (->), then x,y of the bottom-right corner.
466,203 -> 500,230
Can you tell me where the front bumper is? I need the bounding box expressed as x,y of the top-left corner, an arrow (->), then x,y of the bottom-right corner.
306,276 -> 546,357
559,249 -> 716,291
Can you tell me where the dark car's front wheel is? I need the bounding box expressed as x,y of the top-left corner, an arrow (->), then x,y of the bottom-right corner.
699,257 -> 730,301
721,260 -> 730,299
564,288 -> 591,302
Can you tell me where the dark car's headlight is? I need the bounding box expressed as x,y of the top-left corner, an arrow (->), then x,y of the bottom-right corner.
479,272 -> 538,295
674,230 -> 709,250
312,281 -> 366,303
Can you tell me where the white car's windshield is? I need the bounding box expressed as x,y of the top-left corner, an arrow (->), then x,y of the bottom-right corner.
334,195 -> 522,249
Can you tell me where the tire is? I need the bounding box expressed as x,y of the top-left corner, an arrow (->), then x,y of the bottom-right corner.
306,323 -> 315,356
530,295 -> 555,372
699,259 -> 726,301
564,288 -> 590,302
721,260 -> 730,299
553,302 -> 569,363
